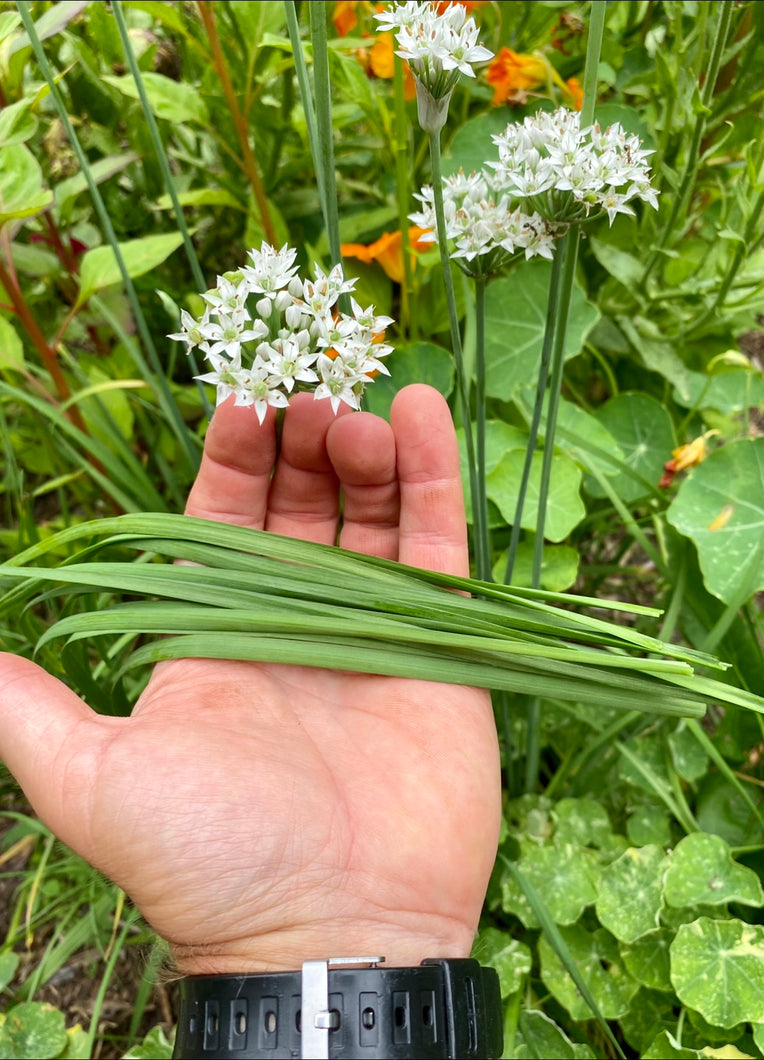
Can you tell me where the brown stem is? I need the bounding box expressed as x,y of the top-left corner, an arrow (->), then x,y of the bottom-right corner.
0,254 -> 88,435
197,1 -> 278,246
42,211 -> 80,275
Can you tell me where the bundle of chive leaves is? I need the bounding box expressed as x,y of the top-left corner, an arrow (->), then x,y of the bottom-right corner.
1,513 -> 761,720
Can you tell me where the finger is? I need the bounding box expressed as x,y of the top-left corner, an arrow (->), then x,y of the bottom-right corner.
0,653 -> 112,861
185,396 -> 277,528
265,394 -> 350,544
326,411 -> 400,558
390,385 -> 469,577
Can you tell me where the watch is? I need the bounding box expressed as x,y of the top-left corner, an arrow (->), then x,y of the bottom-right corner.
172,955 -> 503,1059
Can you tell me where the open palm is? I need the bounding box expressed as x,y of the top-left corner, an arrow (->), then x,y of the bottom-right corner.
0,385 -> 500,974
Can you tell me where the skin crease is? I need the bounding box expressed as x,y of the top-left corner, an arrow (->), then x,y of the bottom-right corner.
0,384 -> 501,975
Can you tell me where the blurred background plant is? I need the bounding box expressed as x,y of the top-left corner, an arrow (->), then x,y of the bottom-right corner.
0,1 -> 762,1056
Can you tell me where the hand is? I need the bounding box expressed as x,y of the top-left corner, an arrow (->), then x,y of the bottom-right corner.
0,384 -> 501,975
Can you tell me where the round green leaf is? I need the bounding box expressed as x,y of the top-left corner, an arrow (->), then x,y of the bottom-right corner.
442,109 -> 507,177
492,542 -> 579,592
471,927 -> 532,997
673,367 -> 764,415
621,928 -> 674,992
539,924 -> 640,1021
670,917 -> 764,1028
363,341 -> 454,419
486,449 -> 586,541
484,262 -> 599,401
666,438 -> 764,604
516,1010 -> 578,1059
640,1030 -> 703,1059
552,797 -> 614,849
595,844 -> 666,942
586,392 -> 675,501
0,143 -> 52,225
663,833 -> 764,909
0,1001 -> 68,1059
667,722 -> 709,783
502,841 -> 597,928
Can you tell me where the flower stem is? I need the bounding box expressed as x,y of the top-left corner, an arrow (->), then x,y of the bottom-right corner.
428,128 -> 488,580
284,1 -> 326,214
393,53 -> 414,339
309,1 -> 342,269
474,275 -> 491,581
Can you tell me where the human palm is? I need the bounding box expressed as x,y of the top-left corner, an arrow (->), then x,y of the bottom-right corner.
0,385 -> 500,974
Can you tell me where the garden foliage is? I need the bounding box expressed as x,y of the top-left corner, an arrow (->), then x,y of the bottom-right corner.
0,1 -> 763,1057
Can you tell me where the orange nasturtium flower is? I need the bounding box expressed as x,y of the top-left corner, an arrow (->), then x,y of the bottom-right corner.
342,227 -> 431,284
368,31 -> 417,99
332,0 -> 369,37
563,76 -> 583,111
659,430 -> 719,488
486,47 -> 548,106
434,1 -> 488,13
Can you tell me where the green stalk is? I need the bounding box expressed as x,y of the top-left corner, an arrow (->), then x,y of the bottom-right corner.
16,1 -> 199,477
474,276 -> 491,581
641,0 -> 734,287
309,1 -> 342,269
284,1 -> 326,217
393,53 -> 414,339
111,0 -> 211,418
428,130 -> 488,579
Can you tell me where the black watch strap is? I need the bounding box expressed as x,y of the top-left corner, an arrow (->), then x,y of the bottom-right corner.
172,956 -> 503,1059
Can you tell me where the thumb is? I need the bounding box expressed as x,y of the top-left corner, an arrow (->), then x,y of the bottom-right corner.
0,653 -> 115,856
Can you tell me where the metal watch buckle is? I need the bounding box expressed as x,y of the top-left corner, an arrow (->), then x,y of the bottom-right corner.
301,955 -> 385,1059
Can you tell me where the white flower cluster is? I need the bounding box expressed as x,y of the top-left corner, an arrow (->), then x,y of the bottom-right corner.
410,170 -> 556,276
375,1 -> 492,111
169,243 -> 393,422
490,106 -> 659,225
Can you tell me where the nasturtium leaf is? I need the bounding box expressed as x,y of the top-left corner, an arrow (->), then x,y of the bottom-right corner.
0,315 -> 25,371
484,263 -> 599,402
663,833 -> 764,909
0,951 -> 18,991
667,722 -> 709,783
673,367 -> 764,415
626,803 -> 672,847
586,392 -> 675,501
442,109 -> 507,177
620,928 -> 674,992
552,798 -> 613,849
0,143 -> 52,224
492,542 -> 579,592
595,845 -> 666,942
363,341 -> 454,419
514,1010 -> 579,1059
539,924 -> 640,1021
687,1007 -> 745,1045
640,1030 -> 703,1059
619,988 -> 677,1054
471,927 -> 532,997
486,449 -> 586,541
77,232 -> 186,305
501,841 -> 597,928
101,71 -> 209,124
670,917 -> 764,1028
513,388 -> 625,479
696,773 -> 764,848
504,794 -> 553,841
589,237 -> 643,287
0,1001 -> 68,1060
666,438 -> 764,605
753,1023 -> 764,1054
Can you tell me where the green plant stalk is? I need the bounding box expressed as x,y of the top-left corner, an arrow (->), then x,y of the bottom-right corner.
196,0 -> 277,247
309,1 -> 342,269
16,1 -> 199,478
393,53 -> 414,339
427,130 -> 488,580
686,718 -> 764,824
474,276 -> 491,582
284,1 -> 326,214
584,462 -> 666,575
641,0 -> 735,286
111,0 -> 211,418
85,908 -> 140,1057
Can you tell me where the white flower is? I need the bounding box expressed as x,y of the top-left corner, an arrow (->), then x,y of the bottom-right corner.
229,360 -> 290,423
197,314 -> 269,360
167,308 -> 210,351
202,275 -> 251,325
300,263 -> 357,315
240,242 -> 299,294
314,355 -> 364,413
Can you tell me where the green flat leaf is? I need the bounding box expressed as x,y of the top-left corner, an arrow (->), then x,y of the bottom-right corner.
670,918 -> 764,1028
0,950 -> 19,991
619,989 -> 677,1053
666,438 -> 764,605
442,109 -> 507,177
641,1030 -> 703,1059
486,450 -> 586,541
587,392 -> 675,501
155,188 -> 244,211
620,928 -> 674,992
0,143 -> 52,225
77,232 -> 186,305
590,237 -> 643,287
668,722 -> 709,783
663,833 -> 764,909
0,1001 -> 68,1059
0,314 -> 25,371
492,542 -> 580,592
484,262 -> 599,401
363,341 -> 454,418
501,841 -> 597,928
617,317 -> 693,402
552,798 -> 614,849
595,845 -> 666,942
539,923 -> 640,1021
53,152 -> 140,221
672,368 -> 764,415
627,804 -> 672,847
515,1010 -> 578,1059
100,71 -> 209,124
471,927 -> 532,997
0,95 -> 37,147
